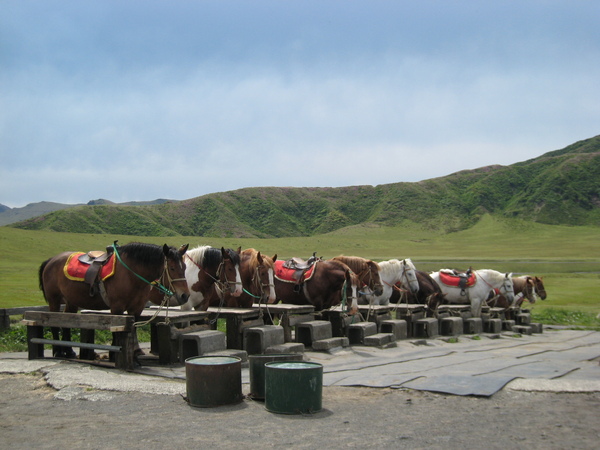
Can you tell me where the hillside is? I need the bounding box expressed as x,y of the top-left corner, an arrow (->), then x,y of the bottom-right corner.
7,135 -> 600,237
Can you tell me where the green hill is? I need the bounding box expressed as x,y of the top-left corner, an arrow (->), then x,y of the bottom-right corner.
8,135 -> 600,237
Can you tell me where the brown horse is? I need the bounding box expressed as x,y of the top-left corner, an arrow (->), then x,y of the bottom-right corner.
331,256 -> 383,298
390,270 -> 446,317
233,248 -> 277,308
180,245 -> 243,311
273,259 -> 360,314
487,275 -> 547,318
39,242 -> 190,358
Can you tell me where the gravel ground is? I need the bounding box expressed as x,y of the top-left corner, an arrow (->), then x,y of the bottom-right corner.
1,372 -> 599,449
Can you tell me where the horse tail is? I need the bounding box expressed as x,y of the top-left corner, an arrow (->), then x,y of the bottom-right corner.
38,258 -> 51,300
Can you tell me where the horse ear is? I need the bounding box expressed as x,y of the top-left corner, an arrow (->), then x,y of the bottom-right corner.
257,252 -> 263,264
163,244 -> 170,256
237,246 -> 241,254
272,254 -> 277,262
221,247 -> 229,259
179,243 -> 189,254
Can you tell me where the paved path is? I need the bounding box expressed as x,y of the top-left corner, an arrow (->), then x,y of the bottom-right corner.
1,328 -> 599,398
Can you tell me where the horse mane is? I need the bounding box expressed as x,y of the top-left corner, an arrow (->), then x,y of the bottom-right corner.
333,256 -> 377,274
118,242 -> 164,266
223,248 -> 241,266
243,248 -> 274,268
186,245 -> 220,269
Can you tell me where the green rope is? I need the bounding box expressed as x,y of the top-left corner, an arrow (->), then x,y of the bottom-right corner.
243,288 -> 262,299
112,243 -> 173,297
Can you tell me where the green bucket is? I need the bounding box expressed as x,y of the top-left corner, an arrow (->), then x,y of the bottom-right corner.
264,361 -> 323,414
185,356 -> 242,408
248,353 -> 304,401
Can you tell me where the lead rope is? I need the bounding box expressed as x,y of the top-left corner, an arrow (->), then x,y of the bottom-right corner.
134,259 -> 176,328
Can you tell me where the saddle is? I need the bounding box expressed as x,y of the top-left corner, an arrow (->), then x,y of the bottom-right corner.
439,268 -> 476,295
71,244 -> 116,296
276,253 -> 321,292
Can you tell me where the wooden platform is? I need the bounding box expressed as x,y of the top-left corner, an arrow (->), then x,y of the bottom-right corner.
253,303 -> 315,342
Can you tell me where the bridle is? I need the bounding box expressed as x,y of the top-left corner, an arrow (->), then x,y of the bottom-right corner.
185,253 -> 242,300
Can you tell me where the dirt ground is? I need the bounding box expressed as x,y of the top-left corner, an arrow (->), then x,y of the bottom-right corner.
1,372 -> 599,449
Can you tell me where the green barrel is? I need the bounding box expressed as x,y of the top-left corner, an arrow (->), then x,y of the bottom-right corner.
185,356 -> 242,407
248,353 -> 304,401
264,361 -> 323,414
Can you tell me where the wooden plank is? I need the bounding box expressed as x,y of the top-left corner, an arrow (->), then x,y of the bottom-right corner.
29,338 -> 121,352
23,311 -> 134,331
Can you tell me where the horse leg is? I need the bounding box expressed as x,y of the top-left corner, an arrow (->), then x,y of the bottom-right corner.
58,303 -> 78,359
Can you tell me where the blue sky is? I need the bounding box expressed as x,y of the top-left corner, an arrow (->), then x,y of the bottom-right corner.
1,1 -> 599,208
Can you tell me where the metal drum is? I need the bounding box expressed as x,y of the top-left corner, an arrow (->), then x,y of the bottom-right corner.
248,353 -> 304,401
185,356 -> 242,407
264,361 -> 323,414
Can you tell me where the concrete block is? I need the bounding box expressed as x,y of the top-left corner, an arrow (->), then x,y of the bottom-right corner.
243,325 -> 285,355
414,318 -> 439,338
363,333 -> 395,347
296,320 -> 332,346
513,325 -> 533,335
380,319 -> 407,340
483,318 -> 503,334
204,349 -> 248,367
348,322 -> 378,345
502,320 -> 516,331
265,342 -> 305,354
440,317 -> 463,336
530,323 -> 543,334
179,330 -> 226,362
463,317 -> 483,334
311,337 -> 349,351
516,313 -> 531,325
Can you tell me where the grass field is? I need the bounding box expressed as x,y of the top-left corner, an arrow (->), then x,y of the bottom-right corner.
1,215 -> 599,325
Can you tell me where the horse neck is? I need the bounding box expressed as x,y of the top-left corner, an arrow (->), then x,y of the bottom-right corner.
476,270 -> 504,287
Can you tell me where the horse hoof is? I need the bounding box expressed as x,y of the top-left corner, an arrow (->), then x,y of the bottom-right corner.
65,350 -> 77,359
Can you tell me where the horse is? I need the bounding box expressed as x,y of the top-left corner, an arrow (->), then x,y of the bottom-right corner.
331,256 -> 383,298
211,248 -> 277,308
273,259 -> 360,314
180,245 -> 243,311
38,242 -> 190,359
360,258 -> 419,306
390,270 -> 446,317
430,269 -> 514,317
487,275 -> 547,319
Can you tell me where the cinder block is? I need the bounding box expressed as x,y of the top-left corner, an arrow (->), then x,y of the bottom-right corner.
179,330 -> 226,362
265,342 -> 305,354
204,348 -> 248,362
381,319 -> 407,340
243,325 -> 285,355
440,317 -> 463,336
463,317 -> 483,334
502,320 -> 516,331
414,318 -> 439,338
516,313 -> 531,325
530,323 -> 543,334
483,318 -> 503,333
348,322 -> 378,345
296,320 -> 332,346
311,337 -> 349,351
363,333 -> 395,347
513,325 -> 533,335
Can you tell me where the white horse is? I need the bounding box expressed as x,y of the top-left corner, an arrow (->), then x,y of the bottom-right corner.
180,245 -> 243,311
360,258 -> 419,305
429,269 -> 514,317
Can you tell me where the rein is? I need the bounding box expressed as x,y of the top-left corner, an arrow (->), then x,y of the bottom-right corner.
113,243 -> 173,296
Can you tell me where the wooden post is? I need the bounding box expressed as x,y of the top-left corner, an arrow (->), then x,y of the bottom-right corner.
27,325 -> 45,359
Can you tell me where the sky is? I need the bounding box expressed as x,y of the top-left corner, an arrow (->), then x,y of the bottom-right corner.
1,1 -> 599,208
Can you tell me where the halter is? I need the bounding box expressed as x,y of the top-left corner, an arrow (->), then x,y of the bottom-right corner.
185,253 -> 242,300
245,264 -> 274,301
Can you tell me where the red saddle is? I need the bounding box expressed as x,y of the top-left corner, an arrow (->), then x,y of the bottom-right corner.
439,270 -> 477,288
274,259 -> 317,282
64,252 -> 117,282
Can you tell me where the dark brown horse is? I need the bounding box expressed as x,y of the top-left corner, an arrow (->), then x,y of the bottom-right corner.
180,245 -> 243,311
331,256 -> 383,298
233,248 -> 277,308
39,242 -> 190,358
273,259 -> 360,314
390,270 -> 446,317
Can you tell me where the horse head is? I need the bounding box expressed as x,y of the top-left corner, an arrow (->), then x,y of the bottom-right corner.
161,243 -> 190,305
343,268 -> 360,315
253,251 -> 277,304
533,276 -> 547,300
220,247 -> 243,297
401,259 -> 420,295
365,260 -> 384,297
502,272 -> 515,304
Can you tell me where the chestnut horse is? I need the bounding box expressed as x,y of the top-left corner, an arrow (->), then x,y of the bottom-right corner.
180,246 -> 243,311
235,248 -> 277,308
38,242 -> 190,358
487,275 -> 547,318
390,270 -> 446,317
273,259 -> 360,314
331,256 -> 383,299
